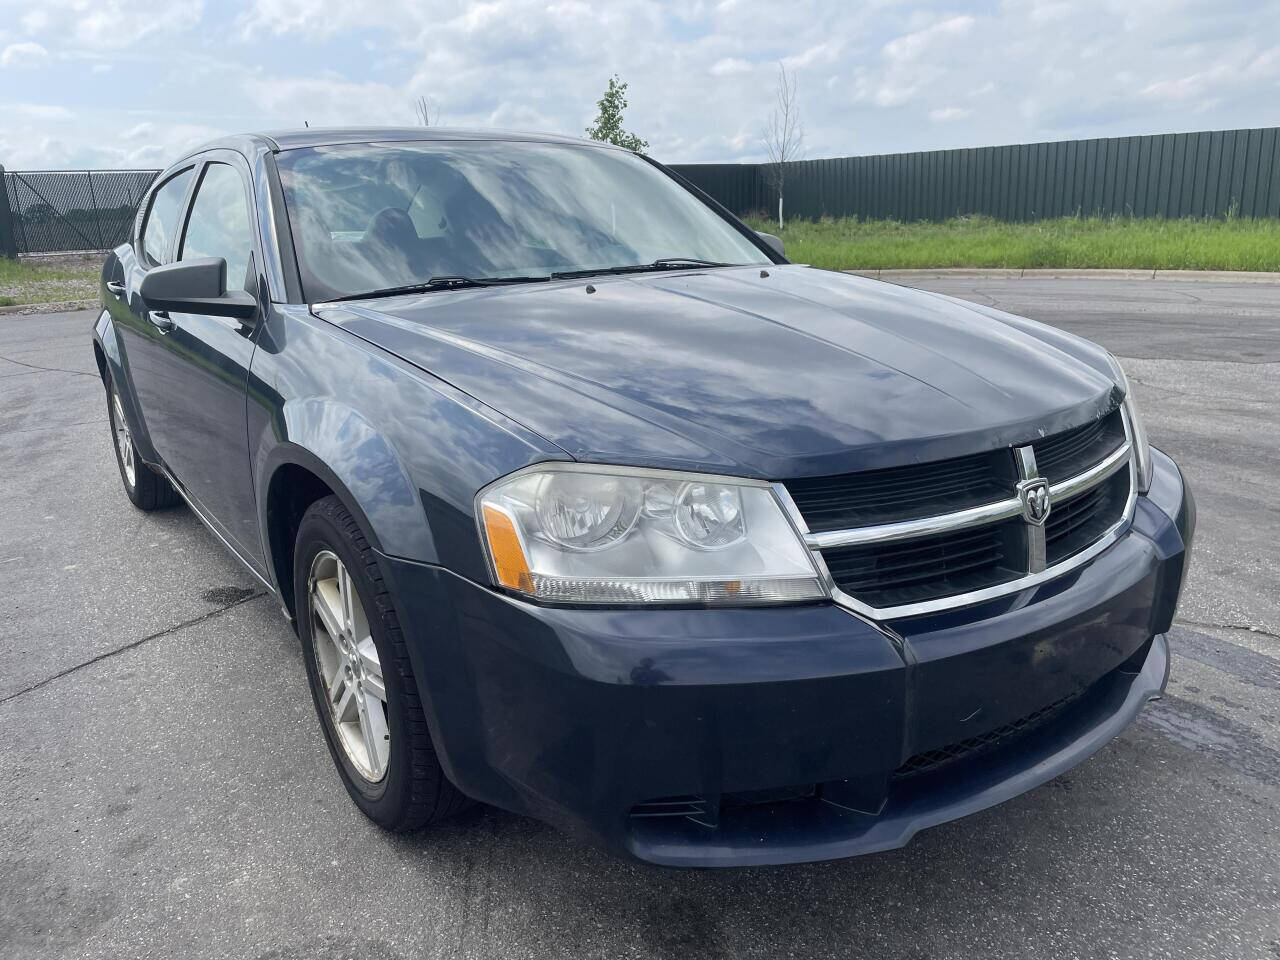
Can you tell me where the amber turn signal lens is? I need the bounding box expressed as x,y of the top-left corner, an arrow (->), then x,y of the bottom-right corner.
482,504 -> 533,592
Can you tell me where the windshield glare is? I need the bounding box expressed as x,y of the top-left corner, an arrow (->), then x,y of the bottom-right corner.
275,140 -> 770,301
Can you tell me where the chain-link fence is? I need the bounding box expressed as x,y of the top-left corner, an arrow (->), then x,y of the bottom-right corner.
1,167 -> 160,256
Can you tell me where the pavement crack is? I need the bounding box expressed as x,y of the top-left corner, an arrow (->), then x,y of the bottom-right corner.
0,590 -> 267,706
1176,618 -> 1280,642
0,350 -> 97,378
4,417 -> 104,436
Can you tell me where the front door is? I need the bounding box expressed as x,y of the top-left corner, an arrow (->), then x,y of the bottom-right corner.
147,156 -> 265,568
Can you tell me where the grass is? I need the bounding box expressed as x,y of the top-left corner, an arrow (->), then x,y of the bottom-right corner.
0,256 -> 100,307
743,214 -> 1280,272
0,215 -> 1275,308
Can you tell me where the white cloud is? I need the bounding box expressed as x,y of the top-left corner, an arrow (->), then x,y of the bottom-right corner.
861,15 -> 977,108
13,0 -> 205,49
2,0 -> 1279,169
21,9 -> 49,32
243,71 -> 409,127
0,134 -> 80,169
1,41 -> 48,68
1139,46 -> 1280,102
237,0 -> 412,38
1025,1 -> 1074,24
882,16 -> 975,64
710,57 -> 752,76
5,103 -> 74,119
784,39 -> 844,69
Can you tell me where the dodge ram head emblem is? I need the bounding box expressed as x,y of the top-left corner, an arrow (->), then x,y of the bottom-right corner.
1018,478 -> 1052,526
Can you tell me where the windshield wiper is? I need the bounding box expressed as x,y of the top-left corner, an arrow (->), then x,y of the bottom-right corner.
326,260 -> 733,301
550,258 -> 732,280
325,275 -> 550,303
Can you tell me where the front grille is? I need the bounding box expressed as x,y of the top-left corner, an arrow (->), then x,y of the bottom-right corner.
894,692 -> 1079,778
784,404 -> 1130,614
1046,468 -> 1130,566
629,796 -> 713,819
785,450 -> 1015,532
723,784 -> 815,807
629,785 -> 817,831
1032,408 -> 1125,483
822,520 -> 1023,609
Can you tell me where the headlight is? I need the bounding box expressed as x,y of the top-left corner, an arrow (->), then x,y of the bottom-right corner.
476,464 -> 827,605
1109,354 -> 1153,493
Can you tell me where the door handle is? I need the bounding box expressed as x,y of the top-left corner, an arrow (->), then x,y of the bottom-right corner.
149,310 -> 175,333
106,280 -> 126,297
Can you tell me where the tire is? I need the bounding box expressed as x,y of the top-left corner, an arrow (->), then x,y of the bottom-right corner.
294,495 -> 468,831
105,375 -> 181,511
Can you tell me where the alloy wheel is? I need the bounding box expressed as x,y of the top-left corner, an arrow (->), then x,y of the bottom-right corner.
110,385 -> 136,488
309,549 -> 390,782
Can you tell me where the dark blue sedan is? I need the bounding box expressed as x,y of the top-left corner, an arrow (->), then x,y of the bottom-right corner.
94,128 -> 1194,867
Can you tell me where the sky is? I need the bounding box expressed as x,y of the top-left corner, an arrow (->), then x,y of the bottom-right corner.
0,0 -> 1278,171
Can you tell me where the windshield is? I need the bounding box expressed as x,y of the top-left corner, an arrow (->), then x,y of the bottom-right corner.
275,140 -> 770,301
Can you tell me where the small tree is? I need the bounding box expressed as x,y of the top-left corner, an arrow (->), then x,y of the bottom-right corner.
761,63 -> 804,229
413,95 -> 440,127
585,75 -> 648,152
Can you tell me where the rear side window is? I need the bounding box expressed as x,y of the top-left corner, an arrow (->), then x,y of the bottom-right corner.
179,163 -> 254,290
140,168 -> 193,266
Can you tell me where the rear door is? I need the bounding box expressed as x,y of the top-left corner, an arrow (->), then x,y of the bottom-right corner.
148,153 -> 267,567
115,164 -> 197,462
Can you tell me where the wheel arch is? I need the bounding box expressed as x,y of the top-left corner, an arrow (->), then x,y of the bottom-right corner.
93,310 -> 122,383
261,455 -> 338,617
93,310 -> 161,463
257,401 -> 436,616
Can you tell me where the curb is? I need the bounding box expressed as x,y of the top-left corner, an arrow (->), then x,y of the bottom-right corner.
845,268 -> 1280,283
0,299 -> 98,317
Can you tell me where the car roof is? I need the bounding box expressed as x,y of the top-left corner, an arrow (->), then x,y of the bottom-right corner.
176,127 -> 616,162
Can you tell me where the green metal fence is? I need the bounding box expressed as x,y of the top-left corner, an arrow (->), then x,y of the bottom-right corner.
4,126 -> 1275,258
670,126 -> 1280,222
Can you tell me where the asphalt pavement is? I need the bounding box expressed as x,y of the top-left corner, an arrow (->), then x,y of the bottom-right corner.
2,276 -> 1278,960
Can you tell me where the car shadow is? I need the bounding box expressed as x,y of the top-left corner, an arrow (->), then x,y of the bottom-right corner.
370,724 -> 1200,959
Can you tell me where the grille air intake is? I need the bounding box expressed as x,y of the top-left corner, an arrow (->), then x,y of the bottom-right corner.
821,520 -> 1023,610
784,450 -> 1014,532
1046,469 -> 1130,566
1032,409 -> 1126,484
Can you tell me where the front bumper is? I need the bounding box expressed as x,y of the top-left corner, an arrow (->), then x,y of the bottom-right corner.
380,448 -> 1193,867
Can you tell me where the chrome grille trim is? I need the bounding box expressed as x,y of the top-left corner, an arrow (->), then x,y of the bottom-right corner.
802,440 -> 1131,551
1045,439 -> 1131,502
778,409 -> 1139,621
803,496 -> 1025,550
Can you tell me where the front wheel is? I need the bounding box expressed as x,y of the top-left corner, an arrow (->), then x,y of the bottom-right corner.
295,495 -> 467,831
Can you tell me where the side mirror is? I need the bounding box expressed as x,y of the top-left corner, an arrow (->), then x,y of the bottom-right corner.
139,257 -> 258,321
756,231 -> 784,259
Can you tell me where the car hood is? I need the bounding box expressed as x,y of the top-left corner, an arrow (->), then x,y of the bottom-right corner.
314,265 -> 1121,478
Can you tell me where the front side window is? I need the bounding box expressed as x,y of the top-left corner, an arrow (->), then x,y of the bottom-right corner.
140,167 -> 193,266
276,141 -> 770,301
180,163 -> 254,289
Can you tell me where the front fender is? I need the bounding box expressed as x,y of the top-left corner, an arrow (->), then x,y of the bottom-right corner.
259,398 -> 433,563
247,303 -> 572,602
